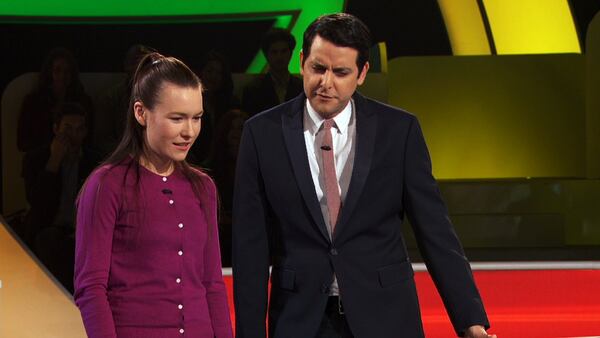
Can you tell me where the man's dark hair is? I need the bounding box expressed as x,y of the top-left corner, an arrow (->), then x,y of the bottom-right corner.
261,28 -> 296,55
302,13 -> 372,71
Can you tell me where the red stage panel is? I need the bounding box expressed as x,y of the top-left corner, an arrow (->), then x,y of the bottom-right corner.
223,269 -> 600,337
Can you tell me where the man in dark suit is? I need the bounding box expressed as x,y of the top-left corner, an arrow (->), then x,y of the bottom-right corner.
233,13 -> 495,338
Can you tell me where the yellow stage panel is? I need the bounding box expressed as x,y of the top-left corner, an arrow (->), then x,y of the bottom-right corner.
0,221 -> 85,338
438,0 -> 491,55
482,0 -> 581,54
388,54 -> 586,179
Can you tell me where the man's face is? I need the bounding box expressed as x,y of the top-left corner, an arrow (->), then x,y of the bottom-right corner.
266,41 -> 292,73
54,114 -> 87,149
201,60 -> 224,92
301,35 -> 369,119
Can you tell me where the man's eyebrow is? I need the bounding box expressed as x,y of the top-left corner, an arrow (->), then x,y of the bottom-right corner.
310,59 -> 326,67
332,66 -> 352,72
309,61 -> 351,72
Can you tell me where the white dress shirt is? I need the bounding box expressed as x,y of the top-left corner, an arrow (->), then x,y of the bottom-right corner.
304,99 -> 356,296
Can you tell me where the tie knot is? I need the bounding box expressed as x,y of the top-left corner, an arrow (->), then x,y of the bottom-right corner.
323,119 -> 335,130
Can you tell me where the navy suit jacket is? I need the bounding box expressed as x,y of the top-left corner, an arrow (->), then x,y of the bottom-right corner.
232,92 -> 489,338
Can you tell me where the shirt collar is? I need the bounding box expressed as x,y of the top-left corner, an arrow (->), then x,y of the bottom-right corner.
305,99 -> 353,135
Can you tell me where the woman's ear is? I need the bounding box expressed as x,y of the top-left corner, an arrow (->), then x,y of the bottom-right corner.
133,101 -> 146,126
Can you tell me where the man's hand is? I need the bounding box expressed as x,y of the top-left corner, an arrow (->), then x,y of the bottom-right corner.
464,325 -> 497,338
45,132 -> 71,173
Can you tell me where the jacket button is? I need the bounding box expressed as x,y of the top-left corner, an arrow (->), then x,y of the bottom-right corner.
330,248 -> 338,256
321,284 -> 330,294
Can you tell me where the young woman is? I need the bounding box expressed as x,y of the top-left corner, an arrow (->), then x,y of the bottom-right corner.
74,52 -> 233,338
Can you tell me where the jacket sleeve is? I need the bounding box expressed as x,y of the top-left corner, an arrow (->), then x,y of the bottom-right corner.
232,123 -> 271,338
402,116 -> 490,337
73,169 -> 119,338
201,176 -> 234,338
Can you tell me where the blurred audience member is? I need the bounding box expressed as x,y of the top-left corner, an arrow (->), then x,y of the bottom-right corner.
22,102 -> 100,292
17,47 -> 93,153
206,108 -> 247,266
95,44 -> 156,156
189,50 -> 239,166
242,28 -> 302,117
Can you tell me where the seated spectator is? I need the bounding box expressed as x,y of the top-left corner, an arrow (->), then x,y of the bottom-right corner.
22,102 -> 100,292
17,47 -> 94,153
94,44 -> 156,156
242,28 -> 303,117
189,50 -> 239,166
205,108 -> 247,267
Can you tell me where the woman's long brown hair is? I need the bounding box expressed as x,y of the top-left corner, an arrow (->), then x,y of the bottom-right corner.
101,52 -> 212,232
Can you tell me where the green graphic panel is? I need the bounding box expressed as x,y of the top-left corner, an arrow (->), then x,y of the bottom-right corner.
0,0 -> 345,73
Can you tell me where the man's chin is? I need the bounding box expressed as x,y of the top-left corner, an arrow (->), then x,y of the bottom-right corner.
313,105 -> 342,119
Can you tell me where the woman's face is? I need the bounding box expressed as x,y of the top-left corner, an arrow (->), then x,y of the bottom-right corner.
136,82 -> 203,166
51,57 -> 71,90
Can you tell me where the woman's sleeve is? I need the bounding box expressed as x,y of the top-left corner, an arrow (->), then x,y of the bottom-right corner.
201,177 -> 234,338
73,169 -> 120,338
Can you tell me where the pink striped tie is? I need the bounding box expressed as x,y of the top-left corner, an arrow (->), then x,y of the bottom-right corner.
321,119 -> 341,232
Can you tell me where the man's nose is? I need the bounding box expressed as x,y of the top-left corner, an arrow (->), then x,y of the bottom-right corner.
321,71 -> 333,89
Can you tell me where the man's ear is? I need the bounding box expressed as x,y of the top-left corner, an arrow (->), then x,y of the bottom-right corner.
299,50 -> 304,76
357,61 -> 370,86
133,101 -> 146,126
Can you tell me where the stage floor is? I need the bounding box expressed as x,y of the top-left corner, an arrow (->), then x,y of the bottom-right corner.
2,220 -> 599,337
221,262 -> 600,337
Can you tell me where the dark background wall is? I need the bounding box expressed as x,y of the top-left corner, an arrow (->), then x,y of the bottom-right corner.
1,0 -> 599,213
346,0 -> 452,57
1,0 -> 599,88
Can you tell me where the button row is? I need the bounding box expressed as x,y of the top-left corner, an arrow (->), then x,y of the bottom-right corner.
164,176 -> 183,336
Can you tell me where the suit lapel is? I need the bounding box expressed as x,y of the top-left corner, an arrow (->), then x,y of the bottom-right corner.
281,95 -> 331,242
335,93 -> 377,239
